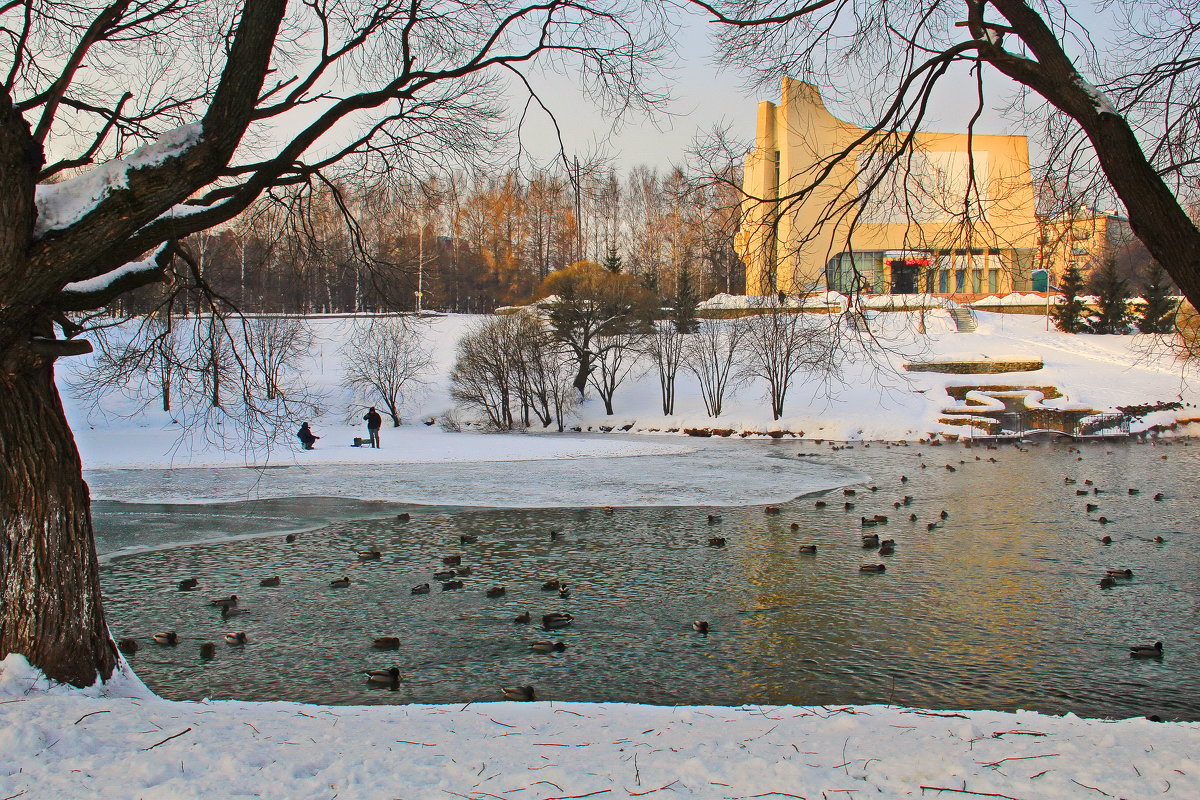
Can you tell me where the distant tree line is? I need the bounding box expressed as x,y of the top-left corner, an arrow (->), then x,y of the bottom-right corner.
108,165 -> 744,318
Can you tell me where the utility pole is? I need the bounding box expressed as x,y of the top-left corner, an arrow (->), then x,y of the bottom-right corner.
416,225 -> 425,314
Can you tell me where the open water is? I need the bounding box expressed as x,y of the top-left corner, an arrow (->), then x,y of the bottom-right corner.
95,436 -> 1200,719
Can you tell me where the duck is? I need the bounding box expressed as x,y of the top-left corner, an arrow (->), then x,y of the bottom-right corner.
460,534 -> 478,544
844,501 -> 855,510
225,632 -> 248,645
903,496 -> 913,506
843,489 -> 857,497
765,506 -> 782,515
1064,477 -> 1076,484
178,578 -> 199,591
541,579 -> 561,591
1106,569 -> 1133,579
798,544 -> 817,555
366,667 -> 402,684
939,510 -> 949,520
926,522 -> 939,531
372,636 -> 400,650
541,612 -> 574,630
514,611 -> 532,624
153,631 -> 179,645
117,638 -> 139,655
1101,535 -> 1113,544
861,517 -> 881,528
1097,516 -> 1111,524
900,475 -> 908,483
558,586 -> 571,599
210,595 -> 238,608
790,522 -> 800,531
872,514 -> 888,523
860,564 -> 887,573
603,506 -> 614,514
1129,642 -> 1164,658
357,550 -> 382,560
1128,488 -> 1140,495
455,566 -> 473,577
1075,489 -> 1089,496
707,514 -> 722,524
878,540 -> 895,555
259,575 -> 281,587
1099,576 -> 1115,589
814,501 -> 827,509
549,530 -> 566,540
708,536 -> 727,547
1086,503 -> 1099,512
485,586 -> 507,598
329,577 -> 351,588
441,580 -> 464,590
502,685 -> 536,701
862,533 -> 880,549
433,570 -> 456,580
1154,535 -> 1166,543
285,533 -> 297,543
528,641 -> 567,653
199,642 -> 216,659
1154,493 -> 1164,501
908,513 -> 917,522
221,605 -> 245,620
441,555 -> 462,566
692,621 -> 710,633
411,583 -> 430,595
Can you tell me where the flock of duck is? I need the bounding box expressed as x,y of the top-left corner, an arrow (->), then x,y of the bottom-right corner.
114,435 -> 1178,700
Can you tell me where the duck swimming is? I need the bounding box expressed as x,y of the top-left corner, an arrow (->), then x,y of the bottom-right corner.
225,632 -> 248,645
502,685 -> 536,701
372,636 -> 400,650
542,612 -> 574,629
528,641 -> 567,653
178,578 -> 199,591
259,576 -> 281,587
366,667 -> 402,685
1129,642 -> 1164,658
329,577 -> 351,588
153,631 -> 179,646
514,611 -> 532,624
411,583 -> 430,595
210,595 -> 237,608
692,621 -> 710,633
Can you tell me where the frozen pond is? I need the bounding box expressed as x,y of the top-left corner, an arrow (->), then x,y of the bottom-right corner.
96,437 -> 1200,720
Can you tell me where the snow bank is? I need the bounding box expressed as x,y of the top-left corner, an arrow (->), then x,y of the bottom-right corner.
2,654 -> 1195,800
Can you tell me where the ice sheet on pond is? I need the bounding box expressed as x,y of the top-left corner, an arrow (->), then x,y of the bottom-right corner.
85,438 -> 865,508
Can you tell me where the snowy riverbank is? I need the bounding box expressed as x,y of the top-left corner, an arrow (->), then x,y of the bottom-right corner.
3,654 -> 1196,800
58,309 -> 1200,475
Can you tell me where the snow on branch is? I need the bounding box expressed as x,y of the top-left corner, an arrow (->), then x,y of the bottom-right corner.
61,242 -> 172,296
1073,74 -> 1118,117
34,123 -> 203,238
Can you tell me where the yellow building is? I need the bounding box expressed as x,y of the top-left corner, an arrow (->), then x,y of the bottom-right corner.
1036,208 -> 1135,285
736,79 -> 1039,298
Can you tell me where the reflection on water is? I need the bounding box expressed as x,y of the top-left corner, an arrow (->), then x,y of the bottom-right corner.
99,438 -> 1200,719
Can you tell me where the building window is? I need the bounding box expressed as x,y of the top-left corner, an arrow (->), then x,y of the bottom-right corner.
988,268 -> 999,293
971,269 -> 983,293
939,269 -> 949,293
954,269 -> 966,292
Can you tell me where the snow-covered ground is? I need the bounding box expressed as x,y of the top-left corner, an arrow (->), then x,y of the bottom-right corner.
59,308 -> 1198,478
8,307 -> 1194,799
3,654 -> 1197,800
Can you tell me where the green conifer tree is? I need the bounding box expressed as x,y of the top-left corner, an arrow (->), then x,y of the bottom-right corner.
1137,263 -> 1178,334
1089,257 -> 1131,334
602,243 -> 623,274
1050,263 -> 1089,333
672,262 -> 700,333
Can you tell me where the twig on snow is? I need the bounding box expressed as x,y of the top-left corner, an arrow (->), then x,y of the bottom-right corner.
74,710 -> 111,725
143,727 -> 193,751
979,754 -> 1059,768
1069,779 -> 1112,796
919,788 -> 1023,800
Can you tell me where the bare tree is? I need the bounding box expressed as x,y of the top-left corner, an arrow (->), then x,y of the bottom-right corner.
0,0 -> 665,685
739,300 -> 835,420
342,318 -> 433,427
450,314 -> 522,429
72,312 -> 324,456
693,0 -> 1200,311
644,320 -> 685,415
682,316 -> 746,418
588,328 -> 645,415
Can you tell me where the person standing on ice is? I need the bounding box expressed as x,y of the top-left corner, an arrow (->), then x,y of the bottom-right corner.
363,407 -> 383,448
297,422 -> 319,450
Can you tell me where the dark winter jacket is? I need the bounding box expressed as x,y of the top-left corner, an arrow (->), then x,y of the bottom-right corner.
364,410 -> 383,429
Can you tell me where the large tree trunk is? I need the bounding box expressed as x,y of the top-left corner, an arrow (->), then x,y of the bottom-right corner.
0,352 -> 116,686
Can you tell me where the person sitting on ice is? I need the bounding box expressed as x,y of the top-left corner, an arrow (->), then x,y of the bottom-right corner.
297,422 -> 319,450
